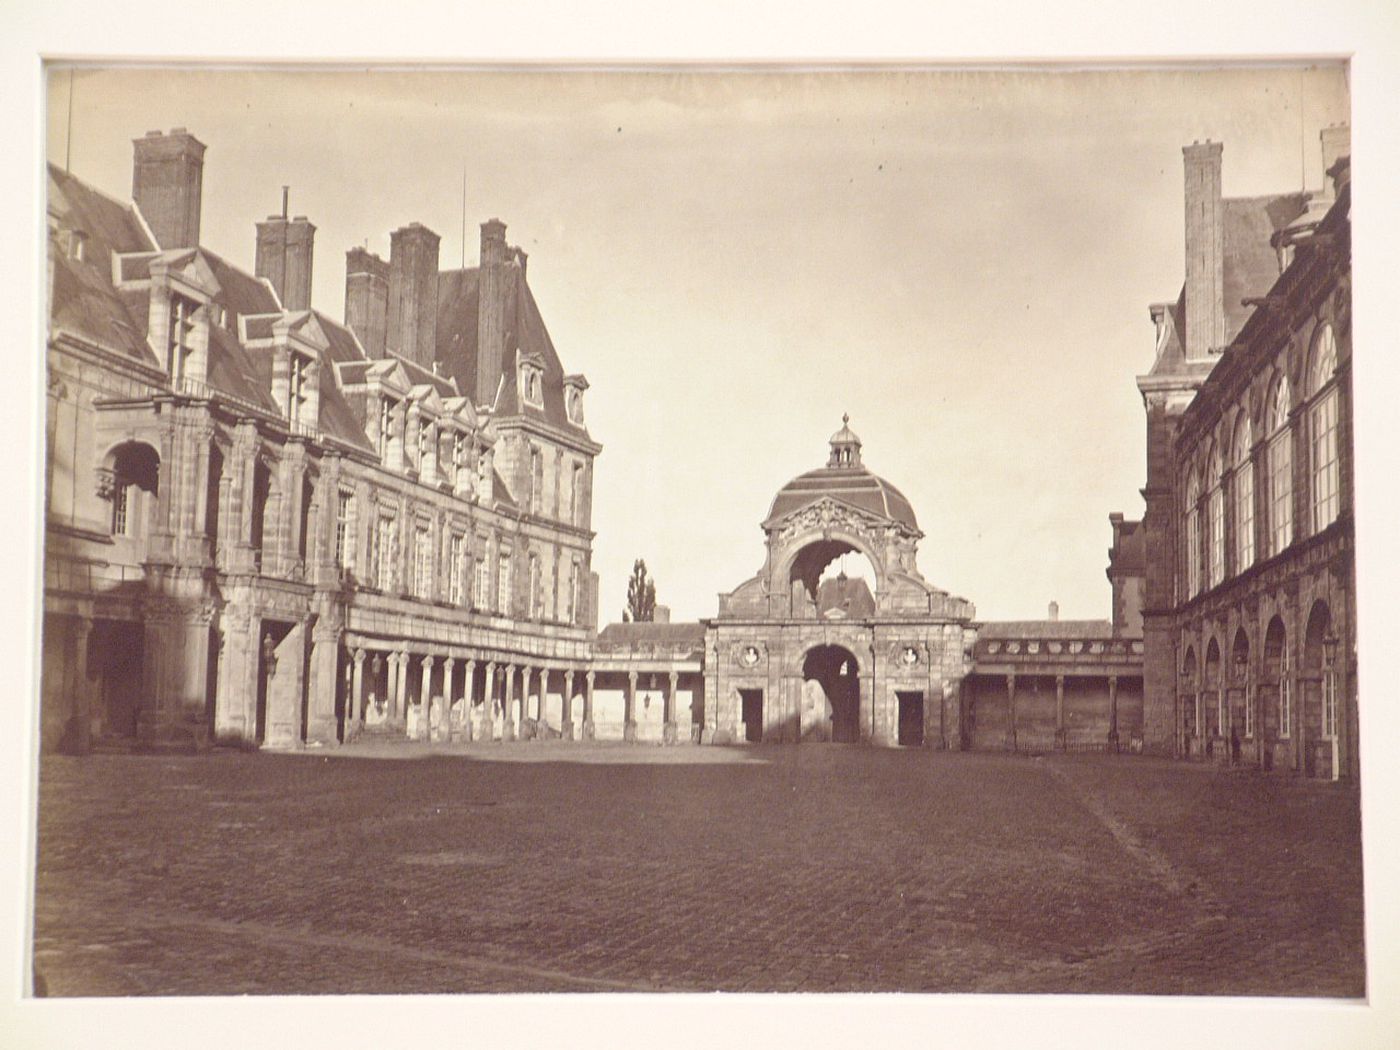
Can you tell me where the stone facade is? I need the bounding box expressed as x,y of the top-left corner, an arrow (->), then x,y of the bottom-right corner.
42,128 -> 600,754
1125,127 -> 1355,779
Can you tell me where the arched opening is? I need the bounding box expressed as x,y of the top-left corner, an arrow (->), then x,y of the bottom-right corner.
1263,615 -> 1289,743
1204,637 -> 1222,739
106,441 -> 159,538
1231,627 -> 1251,743
1180,645 -> 1198,745
1304,600 -> 1338,767
788,541 -> 878,620
802,644 -> 860,742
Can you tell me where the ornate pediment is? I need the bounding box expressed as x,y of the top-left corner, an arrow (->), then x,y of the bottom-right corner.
766,496 -> 902,545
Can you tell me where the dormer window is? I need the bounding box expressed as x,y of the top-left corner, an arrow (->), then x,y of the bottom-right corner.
69,229 -> 87,262
167,293 -> 198,385
288,351 -> 311,427
567,386 -> 584,424
377,397 -> 394,458
520,361 -> 544,408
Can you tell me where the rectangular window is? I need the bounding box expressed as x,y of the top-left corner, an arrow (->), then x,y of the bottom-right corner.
1322,670 -> 1338,740
1208,487 -> 1224,589
1311,390 -> 1340,533
377,398 -> 393,458
1234,463 -> 1254,572
1185,508 -> 1201,599
449,533 -> 465,605
413,524 -> 432,599
167,294 -> 195,384
572,464 -> 585,527
112,480 -> 131,535
568,561 -> 580,625
474,550 -> 490,610
497,551 -> 512,615
1279,644 -> 1292,739
1244,682 -> 1254,739
334,491 -> 354,569
530,447 -> 543,515
288,353 -> 308,427
1269,432 -> 1293,556
371,513 -> 397,591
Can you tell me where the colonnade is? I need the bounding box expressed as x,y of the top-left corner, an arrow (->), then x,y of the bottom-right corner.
342,644 -> 599,744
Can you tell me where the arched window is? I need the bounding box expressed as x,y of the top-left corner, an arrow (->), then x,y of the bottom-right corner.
1267,378 -> 1293,557
1184,466 -> 1202,599
1207,443 -> 1224,589
528,552 -> 542,620
496,550 -> 512,616
1233,414 -> 1254,573
1309,324 -> 1340,533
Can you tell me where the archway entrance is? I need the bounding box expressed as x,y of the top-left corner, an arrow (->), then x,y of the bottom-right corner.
802,645 -> 860,742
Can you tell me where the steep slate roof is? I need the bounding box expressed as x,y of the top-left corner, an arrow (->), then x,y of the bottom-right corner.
314,310 -> 368,365
979,620 -> 1114,640
47,164 -> 159,365
596,622 -> 708,648
435,264 -> 577,431
766,466 -> 919,531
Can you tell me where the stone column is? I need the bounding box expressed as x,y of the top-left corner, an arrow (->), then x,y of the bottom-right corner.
664,670 -> 679,745
625,670 -> 638,743
349,648 -> 366,741
438,657 -> 455,742
539,668 -> 552,735
460,658 -> 476,742
1054,674 -> 1066,750
1107,675 -> 1119,752
583,670 -> 596,741
1005,674 -> 1017,751
480,661 -> 496,742
520,666 -> 536,739
562,670 -> 576,741
305,626 -> 341,746
416,655 -> 435,741
503,663 -> 517,741
386,652 -> 401,720
396,651 -> 410,729
70,617 -> 93,754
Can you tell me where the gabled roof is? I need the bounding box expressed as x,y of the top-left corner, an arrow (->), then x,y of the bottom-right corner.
816,574 -> 876,618
596,621 -> 707,648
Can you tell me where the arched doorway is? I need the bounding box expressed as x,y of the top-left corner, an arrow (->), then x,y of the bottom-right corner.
1303,600 -> 1336,778
802,645 -> 860,742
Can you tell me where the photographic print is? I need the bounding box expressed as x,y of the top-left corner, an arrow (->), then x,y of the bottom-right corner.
32,62 -> 1362,1001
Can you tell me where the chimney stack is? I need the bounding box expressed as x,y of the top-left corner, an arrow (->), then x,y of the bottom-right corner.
387,222 -> 440,367
345,247 -> 389,357
132,127 -> 206,250
476,218 -> 513,404
256,195 -> 316,311
1182,141 -> 1225,361
1048,601 -> 1060,622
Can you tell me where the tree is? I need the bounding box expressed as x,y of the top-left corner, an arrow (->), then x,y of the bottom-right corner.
623,559 -> 657,623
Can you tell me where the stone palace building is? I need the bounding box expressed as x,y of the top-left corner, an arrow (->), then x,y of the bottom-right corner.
43,128 -> 601,753
40,121 -> 1353,781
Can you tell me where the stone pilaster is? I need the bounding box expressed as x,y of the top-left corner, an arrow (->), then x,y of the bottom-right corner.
664,670 -> 679,745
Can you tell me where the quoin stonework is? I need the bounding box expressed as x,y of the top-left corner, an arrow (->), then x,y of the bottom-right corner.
40,122 -> 1354,782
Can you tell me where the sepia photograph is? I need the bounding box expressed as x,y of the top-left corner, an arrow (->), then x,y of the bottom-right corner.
6,3 -> 1400,1046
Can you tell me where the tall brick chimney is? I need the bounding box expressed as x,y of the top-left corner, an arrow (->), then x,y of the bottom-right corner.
345,247 -> 389,357
387,222 -> 440,368
1182,141 -> 1225,361
476,218 -> 512,405
256,192 -> 316,311
132,128 -> 206,250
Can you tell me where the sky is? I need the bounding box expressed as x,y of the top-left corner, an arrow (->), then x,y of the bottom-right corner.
45,65 -> 1350,624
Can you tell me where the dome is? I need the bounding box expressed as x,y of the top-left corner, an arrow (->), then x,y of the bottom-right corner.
765,417 -> 919,531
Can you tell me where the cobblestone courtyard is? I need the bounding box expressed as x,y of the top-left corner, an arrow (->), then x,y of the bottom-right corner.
31,745 -> 1364,997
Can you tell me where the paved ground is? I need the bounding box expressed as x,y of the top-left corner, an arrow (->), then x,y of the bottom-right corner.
30,742 -> 1364,996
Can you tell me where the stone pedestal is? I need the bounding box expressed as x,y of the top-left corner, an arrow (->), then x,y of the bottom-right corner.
582,719 -> 596,741
561,720 -> 575,741
663,721 -> 678,745
623,720 -> 638,743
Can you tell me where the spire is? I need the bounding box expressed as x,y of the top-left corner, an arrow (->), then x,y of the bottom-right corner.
827,413 -> 862,468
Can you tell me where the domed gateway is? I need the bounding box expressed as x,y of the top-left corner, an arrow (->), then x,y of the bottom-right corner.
703,418 -> 976,746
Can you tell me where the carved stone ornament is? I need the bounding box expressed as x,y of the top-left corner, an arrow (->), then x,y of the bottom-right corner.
737,644 -> 762,668
94,467 -> 115,500
775,498 -> 873,545
899,645 -> 920,667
